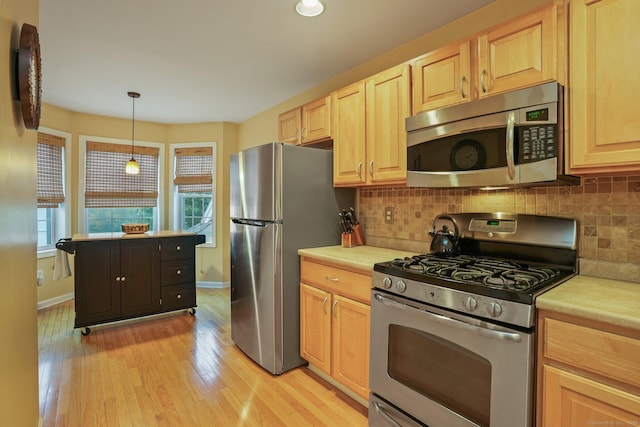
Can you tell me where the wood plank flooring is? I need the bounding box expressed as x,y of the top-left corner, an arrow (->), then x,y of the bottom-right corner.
37,288 -> 368,426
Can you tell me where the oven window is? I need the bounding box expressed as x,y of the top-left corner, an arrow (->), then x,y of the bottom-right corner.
388,324 -> 491,427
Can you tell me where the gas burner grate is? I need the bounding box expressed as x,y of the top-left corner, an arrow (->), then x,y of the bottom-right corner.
389,254 -> 559,292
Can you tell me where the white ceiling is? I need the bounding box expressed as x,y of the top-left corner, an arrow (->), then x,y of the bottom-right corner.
38,0 -> 493,124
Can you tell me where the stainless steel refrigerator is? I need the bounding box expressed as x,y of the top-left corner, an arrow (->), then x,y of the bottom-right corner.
230,142 -> 354,375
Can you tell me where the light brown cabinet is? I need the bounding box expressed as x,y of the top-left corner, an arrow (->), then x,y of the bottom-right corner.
537,311 -> 640,426
477,5 -> 557,99
412,40 -> 472,113
412,5 -> 559,115
567,0 -> 640,174
333,63 -> 410,187
277,95 -> 331,145
299,258 -> 371,401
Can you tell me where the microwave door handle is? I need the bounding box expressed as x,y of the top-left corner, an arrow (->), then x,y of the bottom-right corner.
506,111 -> 516,180
374,293 -> 522,343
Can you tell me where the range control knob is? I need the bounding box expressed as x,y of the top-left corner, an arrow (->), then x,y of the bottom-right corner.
488,302 -> 503,318
396,280 -> 407,293
464,296 -> 478,312
382,277 -> 392,289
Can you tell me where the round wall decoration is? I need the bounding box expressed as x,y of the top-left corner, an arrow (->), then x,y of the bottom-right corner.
17,23 -> 42,130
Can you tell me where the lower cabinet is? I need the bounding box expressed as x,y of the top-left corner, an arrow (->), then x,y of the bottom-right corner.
299,258 -> 371,401
73,234 -> 204,333
537,311 -> 640,426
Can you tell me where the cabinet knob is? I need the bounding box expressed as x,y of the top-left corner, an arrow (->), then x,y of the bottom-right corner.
177,294 -> 182,299
120,276 -> 126,283
176,246 -> 181,251
115,276 -> 120,282
176,269 -> 182,275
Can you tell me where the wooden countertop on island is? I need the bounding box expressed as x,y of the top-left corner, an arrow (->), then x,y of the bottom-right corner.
71,230 -> 199,242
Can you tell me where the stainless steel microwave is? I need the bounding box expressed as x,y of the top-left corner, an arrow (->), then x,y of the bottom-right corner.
406,82 -> 580,188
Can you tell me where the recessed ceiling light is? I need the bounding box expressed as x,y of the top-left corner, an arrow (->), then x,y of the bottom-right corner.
296,0 -> 325,17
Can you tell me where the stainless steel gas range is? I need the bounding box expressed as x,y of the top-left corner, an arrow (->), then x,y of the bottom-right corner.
368,213 -> 578,427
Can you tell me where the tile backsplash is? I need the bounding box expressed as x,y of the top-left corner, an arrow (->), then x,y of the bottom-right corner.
359,176 -> 640,282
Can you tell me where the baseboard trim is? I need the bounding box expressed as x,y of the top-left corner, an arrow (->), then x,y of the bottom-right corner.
196,280 -> 230,289
37,293 -> 74,311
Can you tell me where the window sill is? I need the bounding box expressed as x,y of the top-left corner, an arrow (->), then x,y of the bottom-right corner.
37,248 -> 56,259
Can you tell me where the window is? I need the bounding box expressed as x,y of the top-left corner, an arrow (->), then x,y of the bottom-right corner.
37,130 -> 70,254
83,139 -> 160,232
171,144 -> 215,244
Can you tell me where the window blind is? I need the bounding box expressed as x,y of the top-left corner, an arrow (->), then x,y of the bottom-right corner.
85,141 -> 159,207
37,132 -> 65,208
174,146 -> 213,193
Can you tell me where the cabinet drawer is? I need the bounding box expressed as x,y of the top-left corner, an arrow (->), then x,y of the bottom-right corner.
160,237 -> 195,261
161,283 -> 196,312
161,260 -> 194,286
544,318 -> 640,388
300,259 -> 371,304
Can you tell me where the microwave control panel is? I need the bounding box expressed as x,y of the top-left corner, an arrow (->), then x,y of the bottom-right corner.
518,124 -> 557,163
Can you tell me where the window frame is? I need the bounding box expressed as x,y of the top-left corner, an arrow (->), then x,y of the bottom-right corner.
169,141 -> 216,247
78,135 -> 165,234
37,127 -> 71,259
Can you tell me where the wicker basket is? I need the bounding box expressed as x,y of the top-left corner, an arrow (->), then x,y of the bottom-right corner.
121,223 -> 149,234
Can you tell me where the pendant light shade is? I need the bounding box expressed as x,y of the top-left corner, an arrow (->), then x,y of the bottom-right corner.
125,91 -> 140,175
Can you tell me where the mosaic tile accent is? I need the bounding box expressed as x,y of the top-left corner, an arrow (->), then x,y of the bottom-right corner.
359,176 -> 640,281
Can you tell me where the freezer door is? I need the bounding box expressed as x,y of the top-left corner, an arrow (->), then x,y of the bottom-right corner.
230,219 -> 283,374
230,142 -> 281,221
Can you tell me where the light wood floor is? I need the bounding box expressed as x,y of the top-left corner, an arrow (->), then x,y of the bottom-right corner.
38,288 -> 368,426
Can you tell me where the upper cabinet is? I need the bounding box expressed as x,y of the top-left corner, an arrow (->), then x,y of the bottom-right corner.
333,63 -> 410,187
412,40 -> 472,113
278,107 -> 301,144
412,5 -> 559,115
477,6 -> 557,98
567,0 -> 640,174
277,95 -> 332,145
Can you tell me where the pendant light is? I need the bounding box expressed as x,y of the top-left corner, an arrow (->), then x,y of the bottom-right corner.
125,91 -> 140,175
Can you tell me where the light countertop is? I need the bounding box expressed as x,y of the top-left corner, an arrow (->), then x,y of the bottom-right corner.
537,275 -> 640,331
72,230 -> 198,242
298,245 -> 415,273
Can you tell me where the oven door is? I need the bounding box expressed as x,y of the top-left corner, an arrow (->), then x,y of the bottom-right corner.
369,290 -> 534,427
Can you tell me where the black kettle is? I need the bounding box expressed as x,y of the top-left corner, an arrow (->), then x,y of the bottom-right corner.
429,216 -> 460,257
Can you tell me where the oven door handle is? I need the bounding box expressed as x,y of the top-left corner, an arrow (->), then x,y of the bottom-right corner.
373,401 -> 403,427
374,294 -> 523,343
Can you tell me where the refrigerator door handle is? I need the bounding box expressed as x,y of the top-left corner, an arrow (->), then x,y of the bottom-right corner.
231,218 -> 271,227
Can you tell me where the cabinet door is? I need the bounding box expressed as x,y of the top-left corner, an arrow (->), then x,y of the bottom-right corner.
412,40 -> 472,113
300,284 -> 331,374
332,294 -> 370,400
332,81 -> 366,186
120,238 -> 161,317
366,63 -> 410,186
74,240 -> 121,327
278,107 -> 301,145
542,365 -> 640,426
301,95 -> 331,143
568,0 -> 640,173
477,6 -> 556,98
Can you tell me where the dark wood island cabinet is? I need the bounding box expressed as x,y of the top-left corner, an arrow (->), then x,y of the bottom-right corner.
59,231 -> 205,335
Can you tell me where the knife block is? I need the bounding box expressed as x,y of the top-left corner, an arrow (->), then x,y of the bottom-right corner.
341,232 -> 356,248
353,223 -> 366,246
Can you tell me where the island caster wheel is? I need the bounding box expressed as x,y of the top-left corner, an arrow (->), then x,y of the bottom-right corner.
80,327 -> 91,336
188,308 -> 196,316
